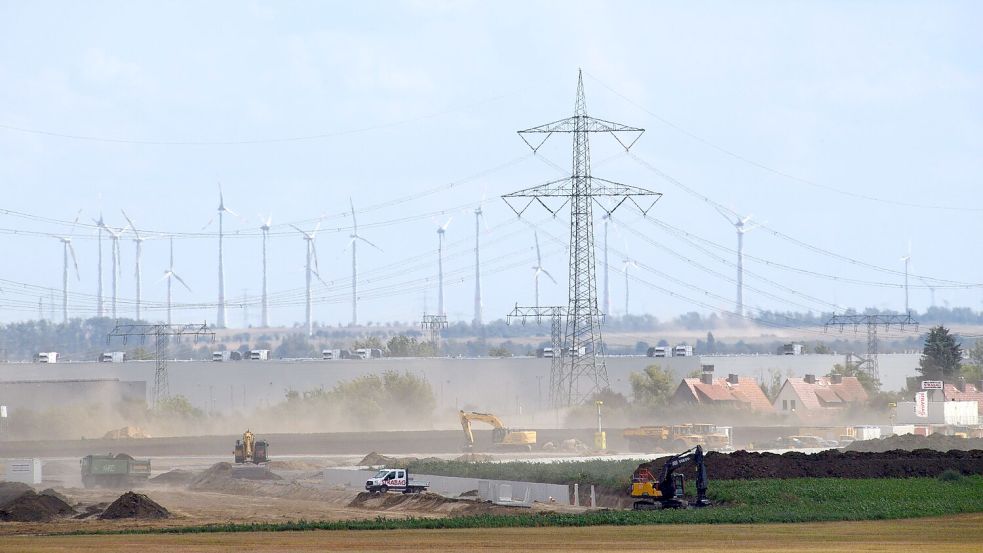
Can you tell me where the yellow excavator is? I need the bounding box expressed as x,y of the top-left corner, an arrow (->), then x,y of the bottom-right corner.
233,430 -> 270,464
459,410 -> 537,452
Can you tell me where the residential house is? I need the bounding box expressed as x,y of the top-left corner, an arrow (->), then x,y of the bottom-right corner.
671,369 -> 774,413
772,374 -> 868,415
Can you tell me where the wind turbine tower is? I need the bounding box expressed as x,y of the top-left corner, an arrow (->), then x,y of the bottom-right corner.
215,186 -> 236,328
348,200 -> 382,326
121,210 -> 144,321
291,223 -> 326,336
531,231 -> 557,308
473,205 -> 485,326
901,242 -> 911,315
106,224 -> 124,319
162,237 -> 191,326
435,217 -> 452,316
622,257 -> 638,316
93,213 -> 105,317
716,208 -> 759,318
53,234 -> 80,323
259,214 -> 271,327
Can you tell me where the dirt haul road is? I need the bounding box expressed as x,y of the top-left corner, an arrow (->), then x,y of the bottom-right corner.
3,514 -> 981,552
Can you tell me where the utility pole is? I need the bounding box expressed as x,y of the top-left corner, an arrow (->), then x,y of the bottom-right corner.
825,313 -> 918,382
503,70 -> 661,406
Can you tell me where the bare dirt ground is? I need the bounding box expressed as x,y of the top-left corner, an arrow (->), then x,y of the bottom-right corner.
2,514 -> 980,553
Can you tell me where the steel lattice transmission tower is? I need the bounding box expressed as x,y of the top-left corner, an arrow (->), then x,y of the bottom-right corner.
824,313 -> 918,381
108,322 -> 215,407
420,314 -> 448,354
503,70 -> 661,406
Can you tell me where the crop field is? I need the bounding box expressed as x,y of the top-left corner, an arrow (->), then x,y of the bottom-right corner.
5,514 -> 982,552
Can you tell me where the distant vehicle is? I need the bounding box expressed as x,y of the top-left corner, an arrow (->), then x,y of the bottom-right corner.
370,348 -> 384,358
364,468 -> 429,494
322,349 -> 339,360
80,453 -> 151,488
355,348 -> 369,359
36,352 -> 58,363
540,347 -> 555,358
782,343 -> 804,355
230,351 -> 243,361
212,351 -> 232,362
100,351 -> 126,363
673,345 -> 693,357
249,349 -> 270,361
233,430 -> 269,464
647,346 -> 670,358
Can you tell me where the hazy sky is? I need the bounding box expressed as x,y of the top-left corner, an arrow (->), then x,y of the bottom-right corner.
0,1 -> 981,328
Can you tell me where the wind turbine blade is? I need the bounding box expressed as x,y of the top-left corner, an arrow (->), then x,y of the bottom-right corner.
312,221 -> 322,237
311,268 -> 329,287
714,205 -> 736,224
120,210 -> 140,238
311,244 -> 322,276
223,205 -> 238,217
442,216 -> 453,231
201,217 -> 214,231
357,236 -> 383,252
349,197 -> 357,230
541,268 -> 558,285
534,232 -> 542,264
68,242 -> 80,280
172,272 -> 192,292
289,224 -> 309,237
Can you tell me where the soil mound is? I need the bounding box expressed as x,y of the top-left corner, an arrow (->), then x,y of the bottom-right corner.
0,490 -> 75,522
358,452 -> 404,466
38,488 -> 71,505
149,469 -> 197,486
349,491 -> 506,515
99,492 -> 170,520
190,462 -> 281,488
639,449 -> 983,479
0,482 -> 33,507
846,434 -> 983,453
267,460 -> 322,471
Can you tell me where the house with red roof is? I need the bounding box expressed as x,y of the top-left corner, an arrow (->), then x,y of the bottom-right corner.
943,380 -> 983,415
671,367 -> 774,413
771,374 -> 869,415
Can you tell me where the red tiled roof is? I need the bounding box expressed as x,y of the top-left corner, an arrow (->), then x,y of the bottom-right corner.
780,376 -> 869,411
814,388 -> 842,404
943,383 -> 983,415
676,377 -> 774,412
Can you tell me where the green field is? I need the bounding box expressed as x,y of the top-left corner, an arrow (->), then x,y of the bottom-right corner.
65,475 -> 983,535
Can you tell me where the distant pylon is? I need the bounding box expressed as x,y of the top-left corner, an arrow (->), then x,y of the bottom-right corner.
503,70 -> 661,406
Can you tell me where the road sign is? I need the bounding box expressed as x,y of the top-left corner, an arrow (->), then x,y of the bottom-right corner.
921,380 -> 943,390
915,391 -> 929,418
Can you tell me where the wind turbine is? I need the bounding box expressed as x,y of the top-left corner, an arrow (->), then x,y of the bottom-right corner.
105,223 -> 126,319
93,213 -> 105,317
901,241 -> 911,315
531,231 -> 557,308
473,199 -> 489,327
121,210 -> 144,321
51,215 -> 81,323
291,222 -> 327,337
434,217 -> 452,316
161,237 -> 192,326
622,257 -> 639,316
716,207 -> 761,318
206,185 -> 237,328
259,214 -> 272,328
347,199 -> 382,326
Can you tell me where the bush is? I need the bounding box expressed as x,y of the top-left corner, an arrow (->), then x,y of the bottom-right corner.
938,469 -> 963,482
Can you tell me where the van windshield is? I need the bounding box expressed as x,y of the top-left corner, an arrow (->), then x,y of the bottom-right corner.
372,470 -> 391,479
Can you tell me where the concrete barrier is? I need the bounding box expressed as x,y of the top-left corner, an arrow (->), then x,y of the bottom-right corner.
322,468 -> 571,505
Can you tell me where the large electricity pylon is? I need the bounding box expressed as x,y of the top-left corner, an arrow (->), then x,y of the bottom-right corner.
503,70 -> 661,406
824,313 -> 918,381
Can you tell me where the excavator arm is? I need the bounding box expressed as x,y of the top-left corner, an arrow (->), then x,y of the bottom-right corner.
459,411 -> 509,448
658,445 -> 709,506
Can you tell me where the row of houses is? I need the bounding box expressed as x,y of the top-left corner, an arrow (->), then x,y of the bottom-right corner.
671,365 -> 983,420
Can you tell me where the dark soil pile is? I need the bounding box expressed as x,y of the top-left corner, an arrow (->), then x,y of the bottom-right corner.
0,490 -> 75,522
98,492 -> 170,520
149,469 -> 198,486
0,482 -> 33,507
846,434 -> 983,453
638,449 -> 983,479
189,462 -> 281,488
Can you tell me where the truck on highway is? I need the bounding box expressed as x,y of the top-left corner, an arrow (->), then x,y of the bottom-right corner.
647,346 -> 669,358
36,352 -> 58,363
212,351 -> 232,362
673,345 -> 693,357
100,351 -> 126,363
364,468 -> 429,494
80,453 -> 151,488
249,349 -> 270,361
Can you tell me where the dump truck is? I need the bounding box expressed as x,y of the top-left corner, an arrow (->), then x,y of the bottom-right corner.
234,430 -> 270,464
624,423 -> 732,452
80,453 -> 151,488
629,445 -> 711,510
364,468 -> 429,494
459,410 -> 537,452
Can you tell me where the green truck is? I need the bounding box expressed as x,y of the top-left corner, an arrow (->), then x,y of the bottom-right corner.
80,453 -> 151,488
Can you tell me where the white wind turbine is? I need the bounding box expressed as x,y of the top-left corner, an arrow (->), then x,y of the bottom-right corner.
51,212 -> 82,322
622,257 -> 639,316
716,207 -> 762,318
161,237 -> 192,326
434,216 -> 452,316
204,185 -> 237,328
901,241 -> 911,315
93,212 -> 106,317
104,223 -> 126,319
473,196 -> 489,327
121,210 -> 144,321
259,213 -> 272,328
347,199 -> 382,326
290,222 -> 327,336
531,231 -> 557,308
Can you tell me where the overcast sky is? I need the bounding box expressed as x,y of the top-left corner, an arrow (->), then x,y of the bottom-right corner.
0,1 -> 980,328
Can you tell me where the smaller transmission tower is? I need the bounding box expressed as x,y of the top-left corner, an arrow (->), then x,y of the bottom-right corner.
824,313 -> 918,381
108,322 -> 215,407
507,305 -> 568,407
420,314 -> 448,354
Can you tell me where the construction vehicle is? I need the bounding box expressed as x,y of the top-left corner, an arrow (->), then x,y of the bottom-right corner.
364,468 -> 430,494
233,430 -> 270,464
459,410 -> 537,452
80,453 -> 151,488
629,445 -> 711,510
624,423 -> 732,452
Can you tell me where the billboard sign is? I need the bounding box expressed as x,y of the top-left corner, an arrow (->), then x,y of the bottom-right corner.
915,391 -> 929,418
921,380 -> 943,390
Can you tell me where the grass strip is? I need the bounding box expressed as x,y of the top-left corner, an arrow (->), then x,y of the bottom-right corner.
59,476 -> 983,536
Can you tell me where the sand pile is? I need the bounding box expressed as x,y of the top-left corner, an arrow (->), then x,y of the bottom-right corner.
0,489 -> 75,522
638,449 -> 983,479
190,463 -> 281,487
846,434 -> 983,453
99,492 -> 170,519
149,469 -> 198,486
188,462 -> 335,501
267,460 -> 323,471
348,491 -> 506,515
